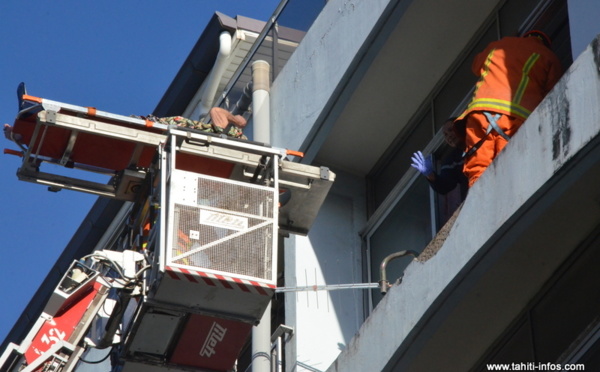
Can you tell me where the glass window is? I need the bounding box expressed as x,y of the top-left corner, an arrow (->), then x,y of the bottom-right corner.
368,110 -> 434,215
367,176 -> 432,307
477,226 -> 600,369
486,319 -> 536,365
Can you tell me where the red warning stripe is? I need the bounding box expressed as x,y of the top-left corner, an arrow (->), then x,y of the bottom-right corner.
166,266 -> 274,296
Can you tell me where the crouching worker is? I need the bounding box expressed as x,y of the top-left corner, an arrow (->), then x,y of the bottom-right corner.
459,30 -> 563,186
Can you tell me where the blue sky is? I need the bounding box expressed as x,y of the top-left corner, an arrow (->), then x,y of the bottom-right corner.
0,0 -> 279,344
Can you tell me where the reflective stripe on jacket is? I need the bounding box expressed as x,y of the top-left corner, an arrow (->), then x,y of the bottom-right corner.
460,36 -> 563,120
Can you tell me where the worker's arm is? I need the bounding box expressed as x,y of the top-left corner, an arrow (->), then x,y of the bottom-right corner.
429,149 -> 465,195
210,107 -> 247,129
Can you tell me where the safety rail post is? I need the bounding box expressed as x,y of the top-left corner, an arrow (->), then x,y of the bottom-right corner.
379,250 -> 419,295
270,325 -> 294,372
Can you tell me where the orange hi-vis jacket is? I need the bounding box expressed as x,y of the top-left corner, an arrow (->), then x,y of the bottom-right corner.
460,36 -> 563,120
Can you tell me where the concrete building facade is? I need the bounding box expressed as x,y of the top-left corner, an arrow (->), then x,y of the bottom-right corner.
268,0 -> 600,371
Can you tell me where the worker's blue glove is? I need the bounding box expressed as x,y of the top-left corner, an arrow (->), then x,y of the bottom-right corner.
410,151 -> 434,177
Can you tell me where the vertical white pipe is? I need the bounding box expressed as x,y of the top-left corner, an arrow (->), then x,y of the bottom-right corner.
183,31 -> 232,119
252,301 -> 272,372
251,59 -> 271,372
276,335 -> 283,372
252,60 -> 271,144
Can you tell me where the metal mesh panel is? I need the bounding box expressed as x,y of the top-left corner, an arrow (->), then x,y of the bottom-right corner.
169,177 -> 274,280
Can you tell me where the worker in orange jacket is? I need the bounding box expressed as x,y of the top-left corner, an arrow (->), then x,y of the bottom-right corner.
459,30 -> 563,186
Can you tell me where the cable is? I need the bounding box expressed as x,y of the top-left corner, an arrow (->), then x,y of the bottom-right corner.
134,265 -> 151,280
78,346 -> 113,364
81,254 -> 136,283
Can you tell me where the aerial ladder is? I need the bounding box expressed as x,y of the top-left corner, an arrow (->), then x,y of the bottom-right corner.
0,85 -> 335,372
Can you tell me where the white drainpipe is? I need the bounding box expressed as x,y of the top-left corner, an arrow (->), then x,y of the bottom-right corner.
183,31 -> 232,119
251,60 -> 271,144
251,60 -> 271,372
252,301 -> 272,372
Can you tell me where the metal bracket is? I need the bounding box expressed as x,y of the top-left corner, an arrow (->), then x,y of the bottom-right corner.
320,166 -> 330,180
60,130 -> 78,166
45,110 -> 57,124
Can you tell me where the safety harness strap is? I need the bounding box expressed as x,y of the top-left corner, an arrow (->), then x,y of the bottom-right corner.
462,112 -> 511,158
483,112 -> 511,141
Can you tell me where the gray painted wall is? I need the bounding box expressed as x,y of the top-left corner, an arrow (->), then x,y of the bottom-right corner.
271,1 -> 388,369
270,0 -> 391,160
284,170 -> 366,371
